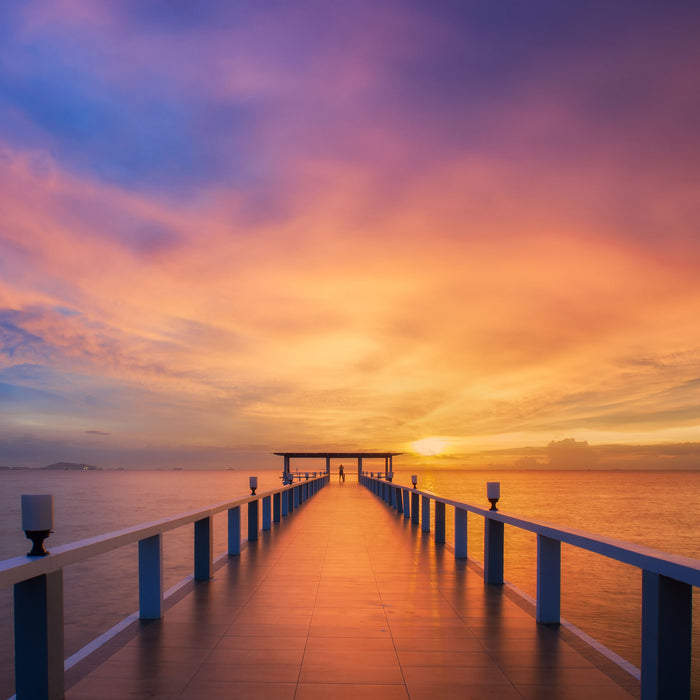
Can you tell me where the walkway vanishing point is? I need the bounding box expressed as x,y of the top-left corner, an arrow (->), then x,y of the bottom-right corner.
56,479 -> 640,700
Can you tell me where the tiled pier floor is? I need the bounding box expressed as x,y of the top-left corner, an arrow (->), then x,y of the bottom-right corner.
67,481 -> 637,699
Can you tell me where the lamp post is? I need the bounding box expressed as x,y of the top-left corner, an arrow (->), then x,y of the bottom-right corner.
411,474 -> 418,488
249,476 -> 258,495
21,494 -> 53,556
487,482 -> 500,511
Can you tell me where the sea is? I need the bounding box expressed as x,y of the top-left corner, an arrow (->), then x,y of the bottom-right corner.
0,467 -> 698,698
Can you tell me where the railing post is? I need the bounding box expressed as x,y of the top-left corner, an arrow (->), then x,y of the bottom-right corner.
288,487 -> 294,512
484,517 -> 504,585
454,507 -> 467,558
435,501 -> 445,544
282,488 -> 289,516
138,534 -> 163,619
194,516 -> 213,580
273,492 -> 281,522
421,495 -> 430,533
248,499 -> 259,541
228,505 -> 241,555
14,570 -> 64,700
641,571 -> 692,699
262,495 -> 271,530
536,534 -> 560,624
403,489 -> 410,519
396,487 -> 403,514
411,491 -> 419,525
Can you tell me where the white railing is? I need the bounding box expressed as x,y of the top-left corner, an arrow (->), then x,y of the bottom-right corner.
361,473 -> 699,700
0,475 -> 329,700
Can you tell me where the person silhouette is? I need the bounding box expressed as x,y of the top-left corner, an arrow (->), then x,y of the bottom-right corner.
339,464 -> 345,482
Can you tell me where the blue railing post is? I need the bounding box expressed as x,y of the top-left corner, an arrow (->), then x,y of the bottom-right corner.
454,507 -> 467,558
138,534 -> 163,619
282,489 -> 289,516
536,534 -> 560,623
641,571 -> 692,699
435,501 -> 445,544
248,499 -> 259,541
396,487 -> 403,514
273,492 -> 281,522
228,505 -> 241,555
421,495 -> 430,533
403,489 -> 410,519
262,495 -> 272,531
484,517 -> 504,585
14,571 -> 64,700
411,491 -> 419,525
194,516 -> 213,580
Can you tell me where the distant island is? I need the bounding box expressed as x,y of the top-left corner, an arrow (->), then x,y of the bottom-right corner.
42,462 -> 101,471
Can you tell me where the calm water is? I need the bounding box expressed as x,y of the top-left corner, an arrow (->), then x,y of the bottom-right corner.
0,468 -> 698,697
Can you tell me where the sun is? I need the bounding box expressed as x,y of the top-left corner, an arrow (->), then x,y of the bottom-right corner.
411,437 -> 449,456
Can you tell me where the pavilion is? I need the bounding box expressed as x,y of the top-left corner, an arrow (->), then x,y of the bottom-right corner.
274,451 -> 403,477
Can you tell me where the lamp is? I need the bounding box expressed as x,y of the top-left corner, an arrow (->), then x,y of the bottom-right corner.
249,476 -> 258,495
487,482 -> 500,511
387,471 -> 393,482
21,494 -> 53,557
411,474 -> 418,488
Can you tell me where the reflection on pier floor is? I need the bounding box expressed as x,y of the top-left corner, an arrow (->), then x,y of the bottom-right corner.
66,482 -> 637,699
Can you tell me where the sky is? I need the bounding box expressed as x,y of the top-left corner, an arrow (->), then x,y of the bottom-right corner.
1,0 -> 699,469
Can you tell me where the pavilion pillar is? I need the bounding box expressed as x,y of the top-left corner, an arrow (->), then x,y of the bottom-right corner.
358,456 -> 363,475
326,456 -> 330,474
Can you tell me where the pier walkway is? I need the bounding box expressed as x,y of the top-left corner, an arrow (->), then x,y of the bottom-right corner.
65,482 -> 637,699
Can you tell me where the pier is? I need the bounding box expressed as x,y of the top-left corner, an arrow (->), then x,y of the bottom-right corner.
2,468 -> 699,699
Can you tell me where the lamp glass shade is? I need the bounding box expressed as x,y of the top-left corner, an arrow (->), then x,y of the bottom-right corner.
486,482 -> 500,500
21,494 -> 53,531
249,476 -> 258,489
411,475 -> 418,485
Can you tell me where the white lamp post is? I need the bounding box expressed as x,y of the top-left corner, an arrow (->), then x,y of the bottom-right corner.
21,494 -> 53,556
487,482 -> 500,511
